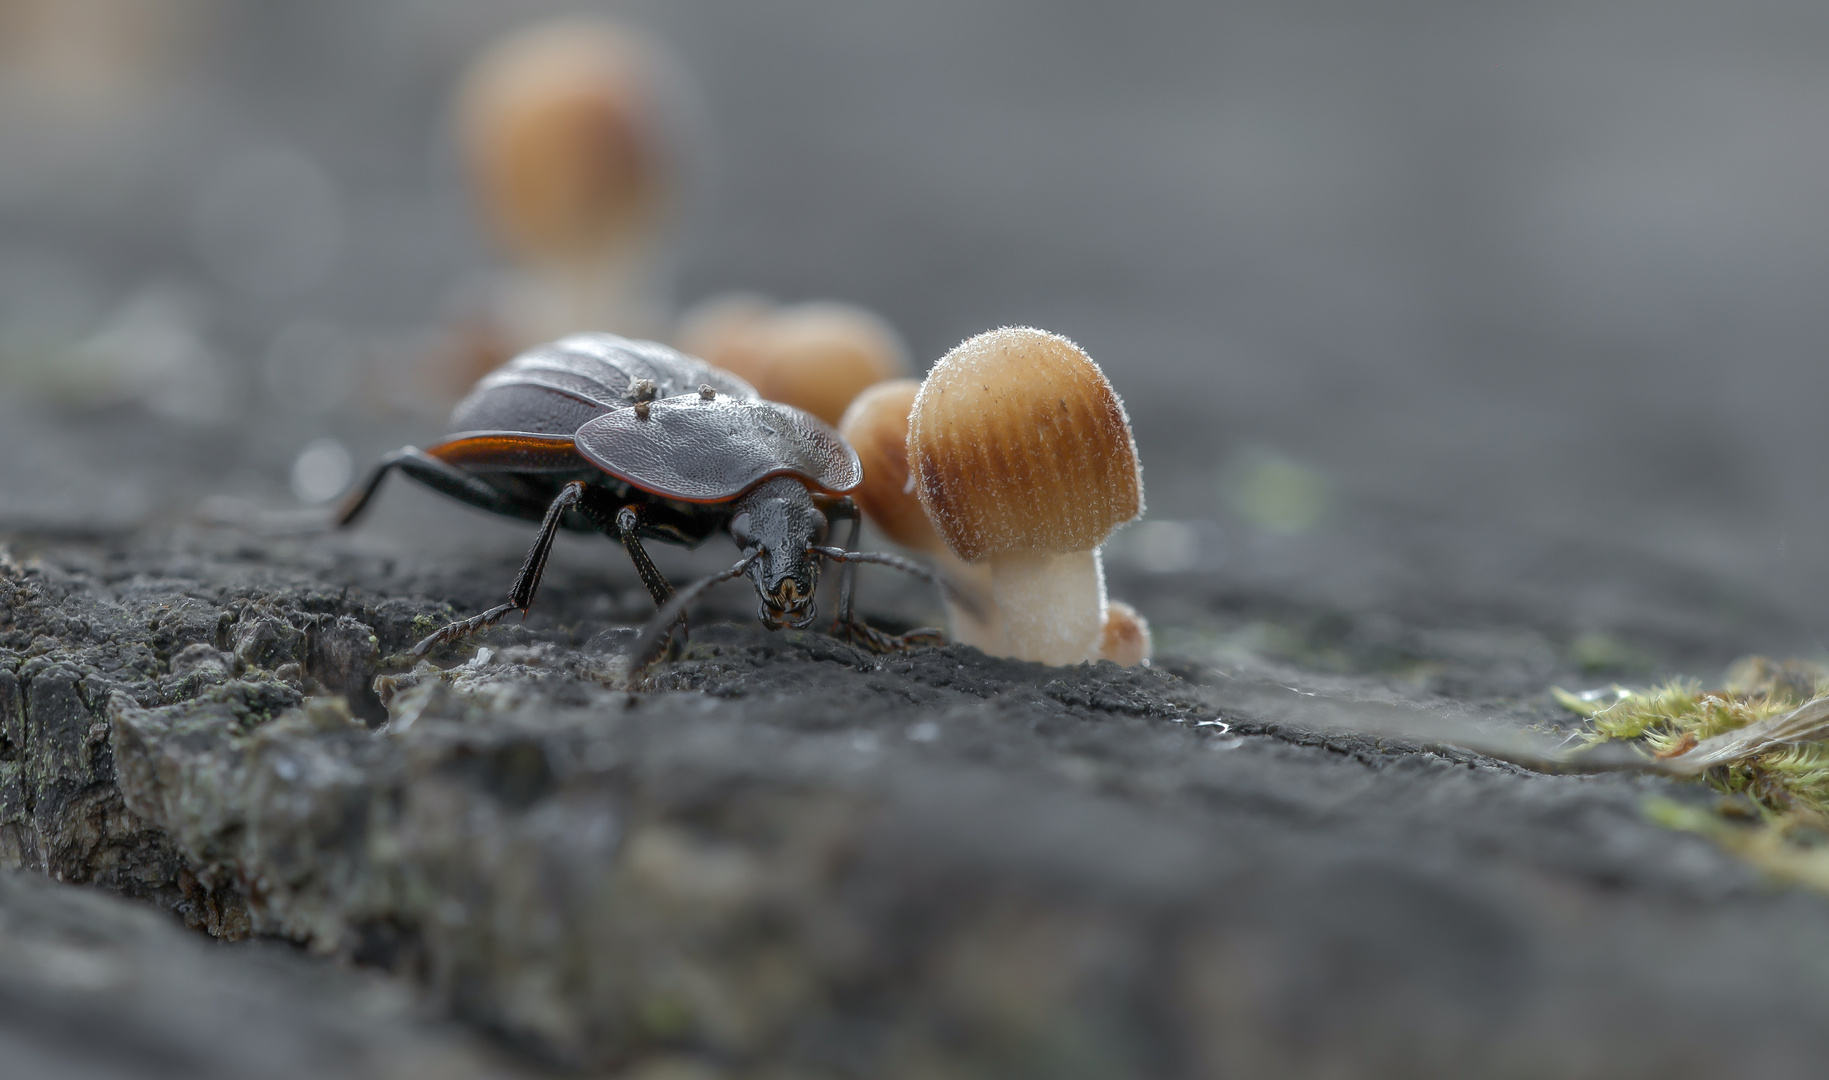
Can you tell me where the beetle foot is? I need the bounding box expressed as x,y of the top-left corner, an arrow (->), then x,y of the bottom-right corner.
410,602 -> 519,657
838,620 -> 946,654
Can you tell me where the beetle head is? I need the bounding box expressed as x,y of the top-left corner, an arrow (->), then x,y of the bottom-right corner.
728,476 -> 828,630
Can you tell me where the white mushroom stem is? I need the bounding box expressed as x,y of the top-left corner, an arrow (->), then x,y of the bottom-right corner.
933,554 -> 998,652
985,548 -> 1107,665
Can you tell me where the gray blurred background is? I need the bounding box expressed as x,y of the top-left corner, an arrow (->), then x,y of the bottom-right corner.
3,0 -> 1827,651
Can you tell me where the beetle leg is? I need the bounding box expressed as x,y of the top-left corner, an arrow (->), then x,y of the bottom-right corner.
337,447 -> 531,527
805,543 -> 957,654
838,620 -> 948,654
409,602 -> 519,657
615,504 -> 688,657
410,481 -> 586,656
614,506 -> 678,606
810,547 -> 987,622
822,497 -> 864,632
628,550 -> 762,670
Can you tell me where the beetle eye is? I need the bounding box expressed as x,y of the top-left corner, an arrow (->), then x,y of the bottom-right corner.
729,512 -> 755,546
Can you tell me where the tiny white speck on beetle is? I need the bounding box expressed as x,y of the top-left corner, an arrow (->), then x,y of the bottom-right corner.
1195,719 -> 1229,733
467,647 -> 493,668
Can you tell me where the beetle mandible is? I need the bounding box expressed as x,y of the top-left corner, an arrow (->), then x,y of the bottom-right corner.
337,333 -> 952,663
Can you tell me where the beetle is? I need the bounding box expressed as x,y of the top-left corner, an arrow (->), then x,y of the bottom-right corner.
336,332 -> 951,663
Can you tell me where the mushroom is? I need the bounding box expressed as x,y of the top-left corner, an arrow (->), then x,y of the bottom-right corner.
677,296 -> 906,425
0,0 -> 213,114
908,327 -> 1143,665
457,18 -> 677,347
673,292 -> 772,378
838,380 -> 997,649
1099,600 -> 1152,667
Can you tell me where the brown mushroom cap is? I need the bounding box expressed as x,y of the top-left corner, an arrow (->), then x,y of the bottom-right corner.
838,379 -> 941,552
458,20 -> 666,264
908,327 -> 1142,562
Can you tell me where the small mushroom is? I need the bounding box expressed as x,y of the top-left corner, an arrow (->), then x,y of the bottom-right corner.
677,296 -> 906,424
674,292 -> 772,375
838,380 -> 997,649
1098,600 -> 1152,667
458,18 -> 677,345
908,327 -> 1142,665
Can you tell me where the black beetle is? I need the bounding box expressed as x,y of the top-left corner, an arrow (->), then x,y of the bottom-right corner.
337,332 -> 950,662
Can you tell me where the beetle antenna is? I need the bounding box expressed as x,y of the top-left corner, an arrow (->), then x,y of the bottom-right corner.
807,546 -> 988,623
628,549 -> 762,668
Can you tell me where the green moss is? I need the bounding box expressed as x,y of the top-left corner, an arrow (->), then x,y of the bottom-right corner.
1644,796 -> 1829,892
636,992 -> 695,1040
1555,659 -> 1829,893
1558,657 -> 1829,817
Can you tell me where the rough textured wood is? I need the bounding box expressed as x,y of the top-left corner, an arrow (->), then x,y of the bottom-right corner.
3,509 -> 1827,1076
0,867 -> 526,1079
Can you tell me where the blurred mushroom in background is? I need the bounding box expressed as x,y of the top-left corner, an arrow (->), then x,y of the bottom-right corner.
449,17 -> 683,388
677,294 -> 907,425
0,0 -> 216,118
